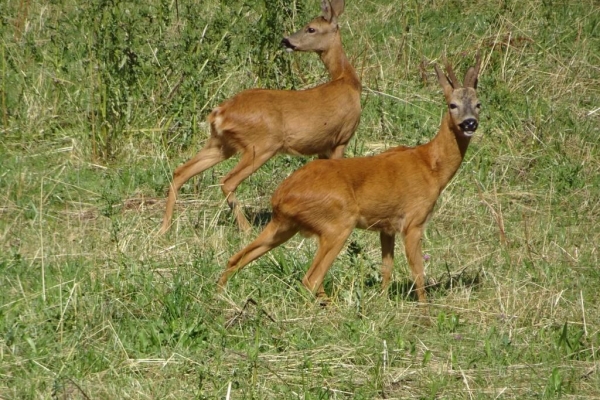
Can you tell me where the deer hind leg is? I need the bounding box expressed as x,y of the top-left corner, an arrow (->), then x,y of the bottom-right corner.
380,232 -> 395,290
218,218 -> 298,289
220,146 -> 277,232
160,137 -> 235,234
403,225 -> 427,303
302,227 -> 353,298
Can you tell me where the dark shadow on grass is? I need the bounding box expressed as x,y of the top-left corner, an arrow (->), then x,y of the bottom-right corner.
247,208 -> 273,228
205,206 -> 273,228
387,279 -> 422,302
433,266 -> 483,293
387,267 -> 483,302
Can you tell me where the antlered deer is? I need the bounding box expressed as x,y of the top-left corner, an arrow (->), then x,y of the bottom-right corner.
218,53 -> 482,303
160,0 -> 361,234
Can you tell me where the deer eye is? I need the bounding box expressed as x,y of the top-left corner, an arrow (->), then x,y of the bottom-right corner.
307,27 -> 316,33
449,103 -> 458,110
475,103 -> 482,109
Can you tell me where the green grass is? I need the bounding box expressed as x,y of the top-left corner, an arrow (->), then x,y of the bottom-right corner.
1,0 -> 599,398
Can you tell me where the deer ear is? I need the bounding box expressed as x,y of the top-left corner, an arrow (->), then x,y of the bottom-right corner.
464,51 -> 481,88
330,0 -> 345,18
434,64 -> 454,101
321,0 -> 334,22
443,56 -> 462,89
321,0 -> 344,24
433,64 -> 453,89
464,67 -> 479,89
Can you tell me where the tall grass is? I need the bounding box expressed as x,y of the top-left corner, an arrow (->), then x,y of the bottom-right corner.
1,0 -> 599,398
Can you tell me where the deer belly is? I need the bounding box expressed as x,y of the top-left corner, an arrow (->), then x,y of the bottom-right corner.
282,129 -> 339,156
356,214 -> 405,235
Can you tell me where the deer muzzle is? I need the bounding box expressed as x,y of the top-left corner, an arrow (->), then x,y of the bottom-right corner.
459,118 -> 478,135
281,38 -> 296,52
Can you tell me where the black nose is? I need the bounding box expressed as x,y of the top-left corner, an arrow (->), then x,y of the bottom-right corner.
459,118 -> 478,132
281,38 -> 295,49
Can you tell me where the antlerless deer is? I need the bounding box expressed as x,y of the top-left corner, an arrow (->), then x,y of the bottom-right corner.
160,0 -> 361,234
218,53 -> 482,303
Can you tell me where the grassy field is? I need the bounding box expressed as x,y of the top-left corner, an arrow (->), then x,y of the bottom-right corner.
1,0 -> 599,398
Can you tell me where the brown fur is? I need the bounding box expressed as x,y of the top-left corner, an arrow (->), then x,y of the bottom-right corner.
218,53 -> 482,303
160,0 -> 361,234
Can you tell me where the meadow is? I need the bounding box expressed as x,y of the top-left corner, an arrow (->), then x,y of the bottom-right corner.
1,0 -> 599,398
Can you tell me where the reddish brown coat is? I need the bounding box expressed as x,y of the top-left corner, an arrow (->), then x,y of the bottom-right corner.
219,53 -> 482,304
160,0 -> 361,234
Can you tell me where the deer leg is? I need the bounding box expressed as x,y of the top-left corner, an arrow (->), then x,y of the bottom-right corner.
302,228 -> 352,297
220,147 -> 277,232
403,226 -> 427,303
329,143 -> 347,159
160,138 -> 235,234
318,144 -> 347,160
380,232 -> 395,290
218,219 -> 298,289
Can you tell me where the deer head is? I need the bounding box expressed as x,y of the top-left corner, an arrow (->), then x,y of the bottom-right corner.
281,0 -> 345,53
434,52 -> 482,137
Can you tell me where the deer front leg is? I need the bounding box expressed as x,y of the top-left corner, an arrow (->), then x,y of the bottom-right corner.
380,232 -> 395,290
403,226 -> 427,303
329,143 -> 347,159
317,143 -> 347,160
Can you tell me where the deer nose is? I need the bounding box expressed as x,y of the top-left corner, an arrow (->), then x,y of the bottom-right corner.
281,38 -> 296,50
459,118 -> 478,132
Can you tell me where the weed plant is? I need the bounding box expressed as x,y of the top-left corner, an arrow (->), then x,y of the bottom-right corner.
1,0 -> 599,398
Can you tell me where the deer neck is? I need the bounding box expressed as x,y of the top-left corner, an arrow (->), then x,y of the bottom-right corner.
319,31 -> 361,90
425,112 -> 472,190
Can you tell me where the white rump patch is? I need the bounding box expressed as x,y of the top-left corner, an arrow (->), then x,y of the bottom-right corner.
211,108 -> 225,136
